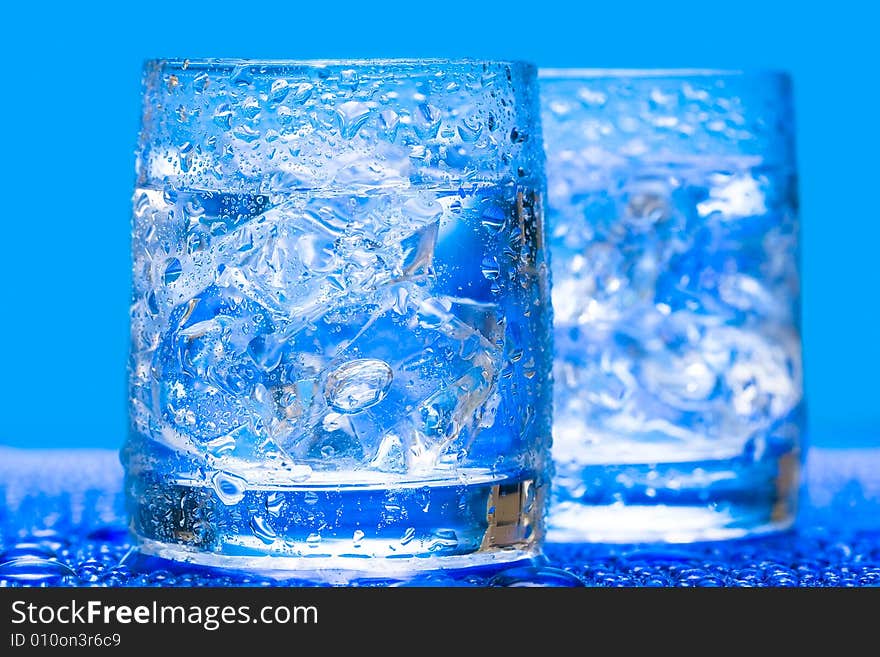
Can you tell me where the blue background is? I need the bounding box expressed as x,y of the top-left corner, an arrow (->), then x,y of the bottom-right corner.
0,0 -> 876,449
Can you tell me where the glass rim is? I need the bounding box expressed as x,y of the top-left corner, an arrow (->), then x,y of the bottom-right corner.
146,57 -> 536,73
538,67 -> 791,81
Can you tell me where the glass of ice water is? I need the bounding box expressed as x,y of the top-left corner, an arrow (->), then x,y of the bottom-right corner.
124,59 -> 552,574
541,70 -> 803,542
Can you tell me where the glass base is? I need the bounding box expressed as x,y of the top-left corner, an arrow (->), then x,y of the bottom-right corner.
125,469 -> 543,577
133,538 -> 539,583
547,451 -> 800,543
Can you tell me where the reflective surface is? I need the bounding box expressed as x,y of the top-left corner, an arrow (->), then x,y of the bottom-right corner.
2,447 -> 877,586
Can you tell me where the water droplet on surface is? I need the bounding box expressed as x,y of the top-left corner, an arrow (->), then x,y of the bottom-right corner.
393,573 -> 465,587
163,258 -> 182,285
324,358 -> 393,413
489,565 -> 586,587
212,471 -> 248,505
0,557 -> 76,582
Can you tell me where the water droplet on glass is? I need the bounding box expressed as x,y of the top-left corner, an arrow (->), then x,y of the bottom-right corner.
339,69 -> 359,90
269,79 -> 289,104
428,528 -> 459,552
481,203 -> 506,231
193,72 -> 209,92
178,141 -> 193,172
291,82 -> 313,103
380,109 -> 399,134
304,491 -> 319,505
265,492 -> 284,517
163,258 -> 182,285
324,359 -> 393,413
212,104 -> 232,129
481,256 -> 500,280
352,530 -> 365,547
233,125 -> 261,142
457,117 -> 483,142
250,515 -> 277,544
336,101 -> 371,139
306,533 -> 321,548
241,96 -> 261,118
400,527 -> 416,545
146,291 -> 160,315
212,471 -> 247,505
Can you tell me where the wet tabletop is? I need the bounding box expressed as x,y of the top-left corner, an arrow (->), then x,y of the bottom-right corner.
1,447 -> 878,587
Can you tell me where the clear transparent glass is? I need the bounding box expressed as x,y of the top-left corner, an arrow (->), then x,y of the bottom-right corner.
541,70 -> 803,542
123,59 -> 552,574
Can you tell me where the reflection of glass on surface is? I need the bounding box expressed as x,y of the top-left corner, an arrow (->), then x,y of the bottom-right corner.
123,59 -> 552,573
541,70 -> 803,542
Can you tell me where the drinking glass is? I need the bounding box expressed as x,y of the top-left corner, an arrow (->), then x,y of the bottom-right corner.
541,70 -> 803,542
123,59 -> 551,573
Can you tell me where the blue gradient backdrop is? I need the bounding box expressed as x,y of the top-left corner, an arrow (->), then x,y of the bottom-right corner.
1,1 -> 876,448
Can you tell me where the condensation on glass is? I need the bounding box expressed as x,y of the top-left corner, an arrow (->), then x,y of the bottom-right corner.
123,59 -> 552,574
541,70 -> 803,542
